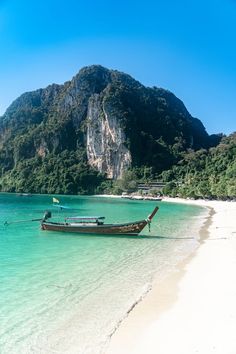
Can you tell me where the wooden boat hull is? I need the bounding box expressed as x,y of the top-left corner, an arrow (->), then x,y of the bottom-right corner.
41,219 -> 148,235
41,206 -> 159,236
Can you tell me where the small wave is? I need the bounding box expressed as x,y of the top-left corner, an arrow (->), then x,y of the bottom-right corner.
102,283 -> 152,353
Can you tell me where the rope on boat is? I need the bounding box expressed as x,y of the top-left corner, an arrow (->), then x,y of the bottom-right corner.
145,206 -> 159,232
146,218 -> 151,232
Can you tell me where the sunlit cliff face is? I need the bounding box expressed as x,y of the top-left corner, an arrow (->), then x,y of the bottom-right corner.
86,94 -> 131,179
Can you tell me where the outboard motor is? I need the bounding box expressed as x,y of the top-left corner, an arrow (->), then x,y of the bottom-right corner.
42,210 -> 52,222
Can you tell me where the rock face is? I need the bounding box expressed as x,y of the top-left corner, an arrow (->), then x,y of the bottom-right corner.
0,64 -> 216,189
86,94 -> 131,178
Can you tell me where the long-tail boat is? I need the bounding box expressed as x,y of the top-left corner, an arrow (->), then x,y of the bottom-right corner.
41,206 -> 159,236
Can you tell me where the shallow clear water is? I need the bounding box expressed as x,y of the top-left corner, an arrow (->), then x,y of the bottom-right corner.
0,193 -> 207,354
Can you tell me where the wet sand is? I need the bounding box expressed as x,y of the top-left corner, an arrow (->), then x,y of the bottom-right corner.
106,199 -> 236,354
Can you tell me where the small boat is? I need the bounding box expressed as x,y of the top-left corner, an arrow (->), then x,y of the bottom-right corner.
143,196 -> 162,201
41,206 -> 159,236
121,194 -> 162,202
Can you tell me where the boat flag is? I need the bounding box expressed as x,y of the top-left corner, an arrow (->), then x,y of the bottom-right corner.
52,197 -> 60,203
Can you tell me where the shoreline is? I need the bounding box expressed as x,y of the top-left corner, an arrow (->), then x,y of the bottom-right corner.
106,198 -> 236,354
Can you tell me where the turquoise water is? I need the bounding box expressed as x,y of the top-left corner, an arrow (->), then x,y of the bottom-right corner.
0,193 -> 207,354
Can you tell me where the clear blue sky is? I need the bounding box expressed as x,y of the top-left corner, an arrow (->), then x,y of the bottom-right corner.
0,0 -> 235,135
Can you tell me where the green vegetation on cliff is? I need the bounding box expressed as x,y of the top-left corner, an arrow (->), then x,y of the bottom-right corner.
161,133 -> 236,199
0,149 -> 105,194
0,65 -> 228,195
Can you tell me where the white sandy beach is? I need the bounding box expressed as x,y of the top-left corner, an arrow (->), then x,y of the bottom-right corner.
106,198 -> 236,354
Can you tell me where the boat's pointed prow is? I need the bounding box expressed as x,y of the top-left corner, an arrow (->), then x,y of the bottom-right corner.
147,206 -> 159,221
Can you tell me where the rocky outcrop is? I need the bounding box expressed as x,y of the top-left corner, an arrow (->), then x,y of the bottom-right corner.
86,94 -> 131,178
0,64 -> 217,189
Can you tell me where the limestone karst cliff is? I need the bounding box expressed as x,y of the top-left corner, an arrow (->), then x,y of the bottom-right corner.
0,65 -> 218,194
86,94 -> 131,179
